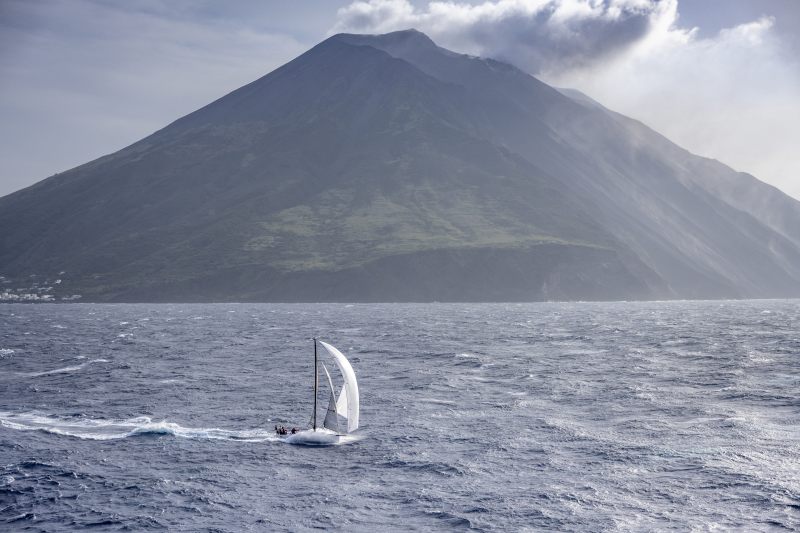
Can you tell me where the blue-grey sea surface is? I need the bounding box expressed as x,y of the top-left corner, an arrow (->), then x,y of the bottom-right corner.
1,301 -> 799,531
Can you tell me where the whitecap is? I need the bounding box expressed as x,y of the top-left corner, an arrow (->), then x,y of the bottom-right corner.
21,364 -> 87,377
0,348 -> 14,358
563,348 -> 608,356
18,358 -> 109,377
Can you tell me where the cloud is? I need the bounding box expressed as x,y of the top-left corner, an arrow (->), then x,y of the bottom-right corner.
545,8 -> 800,201
333,0 -> 674,75
333,0 -> 800,200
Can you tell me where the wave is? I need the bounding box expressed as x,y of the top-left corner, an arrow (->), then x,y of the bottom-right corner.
418,397 -> 457,406
0,411 -> 281,442
17,358 -> 109,377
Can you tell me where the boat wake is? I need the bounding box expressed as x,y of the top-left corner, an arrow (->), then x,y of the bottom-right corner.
0,411 -> 281,442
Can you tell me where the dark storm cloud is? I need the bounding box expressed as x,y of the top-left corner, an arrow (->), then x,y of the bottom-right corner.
469,5 -> 652,72
334,0 -> 669,75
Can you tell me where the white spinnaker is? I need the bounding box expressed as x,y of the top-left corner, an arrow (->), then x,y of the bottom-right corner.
336,388 -> 348,419
319,341 -> 359,433
321,363 -> 339,433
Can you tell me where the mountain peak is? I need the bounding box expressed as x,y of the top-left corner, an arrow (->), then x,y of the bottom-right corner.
332,28 -> 432,43
329,28 -> 439,54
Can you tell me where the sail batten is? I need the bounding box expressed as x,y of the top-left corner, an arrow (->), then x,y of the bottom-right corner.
319,341 -> 360,433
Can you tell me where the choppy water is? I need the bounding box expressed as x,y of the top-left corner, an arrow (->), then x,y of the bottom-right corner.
1,301 -> 799,531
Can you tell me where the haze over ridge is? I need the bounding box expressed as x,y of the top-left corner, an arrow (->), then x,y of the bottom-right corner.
2,0 -> 797,201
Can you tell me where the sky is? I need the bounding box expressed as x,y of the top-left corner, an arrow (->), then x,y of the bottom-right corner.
1,0 -> 798,200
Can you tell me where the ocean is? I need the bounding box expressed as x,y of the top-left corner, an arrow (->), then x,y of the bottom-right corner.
1,301 -> 799,531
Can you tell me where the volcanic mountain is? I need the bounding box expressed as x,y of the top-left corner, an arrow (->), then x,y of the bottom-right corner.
2,29 -> 800,302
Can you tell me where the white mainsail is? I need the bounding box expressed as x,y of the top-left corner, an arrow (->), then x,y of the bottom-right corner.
321,363 -> 339,433
319,340 -> 359,433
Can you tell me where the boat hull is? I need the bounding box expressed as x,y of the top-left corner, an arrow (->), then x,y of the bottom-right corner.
285,428 -> 340,446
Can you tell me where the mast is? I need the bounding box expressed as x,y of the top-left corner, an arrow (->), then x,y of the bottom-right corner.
313,337 -> 318,430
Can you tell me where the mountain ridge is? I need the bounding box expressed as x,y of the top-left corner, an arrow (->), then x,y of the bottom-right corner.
1,30 -> 798,302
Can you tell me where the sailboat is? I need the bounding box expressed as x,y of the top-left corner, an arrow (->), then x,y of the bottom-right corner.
285,338 -> 359,445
